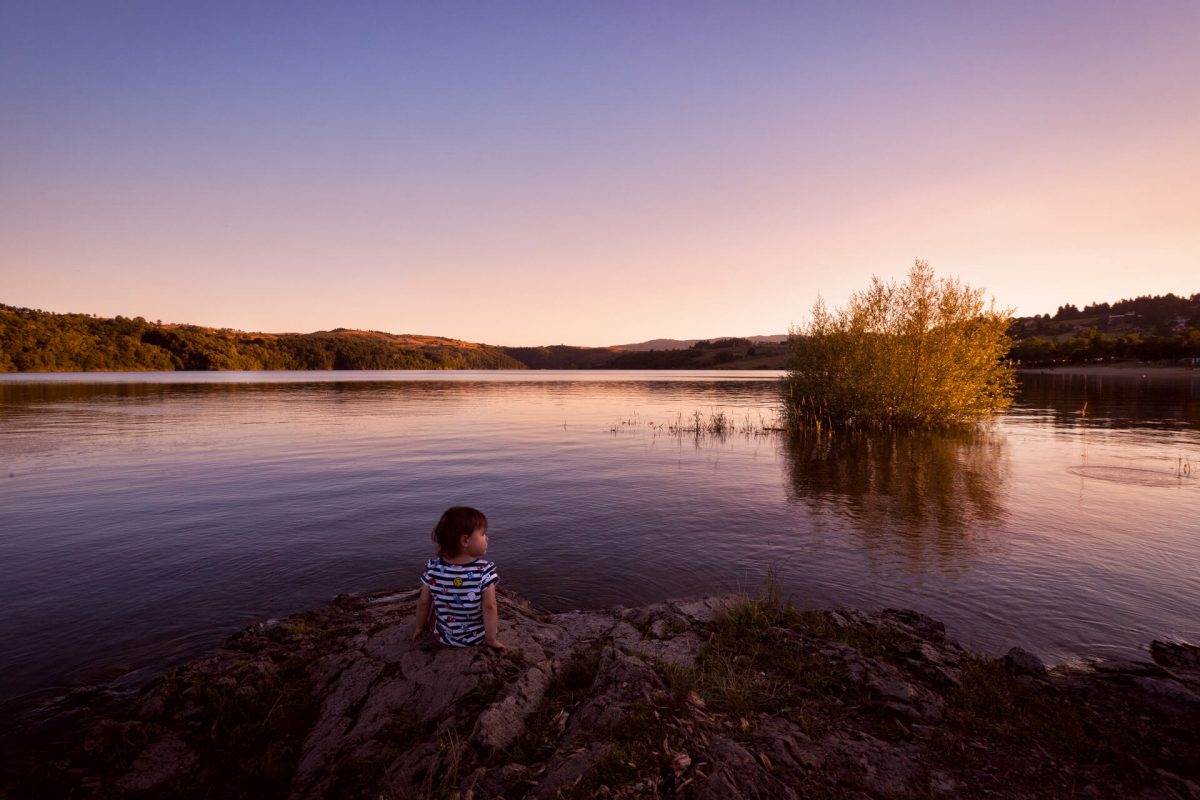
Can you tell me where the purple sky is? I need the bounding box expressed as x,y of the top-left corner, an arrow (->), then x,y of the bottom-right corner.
2,1 -> 1198,345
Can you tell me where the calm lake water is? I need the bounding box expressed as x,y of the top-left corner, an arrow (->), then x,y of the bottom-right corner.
2,369 -> 1199,720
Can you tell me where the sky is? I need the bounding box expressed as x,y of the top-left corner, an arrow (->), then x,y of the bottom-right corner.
2,2 -> 1198,346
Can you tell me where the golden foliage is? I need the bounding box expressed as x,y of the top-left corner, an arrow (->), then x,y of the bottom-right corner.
785,260 -> 1015,429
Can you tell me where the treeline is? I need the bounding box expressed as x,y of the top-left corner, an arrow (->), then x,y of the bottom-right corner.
604,337 -> 787,369
6,291 -> 1200,373
501,337 -> 789,370
1049,292 -> 1200,327
1010,329 -> 1200,366
1008,292 -> 1200,366
0,305 -> 524,372
499,345 -> 616,369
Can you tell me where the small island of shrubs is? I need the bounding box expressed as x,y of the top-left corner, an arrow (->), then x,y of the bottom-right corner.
784,261 -> 1016,430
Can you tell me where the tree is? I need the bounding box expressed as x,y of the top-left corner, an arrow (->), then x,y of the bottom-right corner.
784,260 -> 1015,430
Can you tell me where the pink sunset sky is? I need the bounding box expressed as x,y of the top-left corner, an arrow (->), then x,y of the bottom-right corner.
2,2 -> 1198,346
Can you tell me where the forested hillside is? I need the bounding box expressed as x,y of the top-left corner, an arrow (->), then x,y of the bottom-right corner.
501,337 -> 789,370
4,291 -> 1198,373
0,305 -> 524,372
603,337 -> 788,368
1009,292 -> 1200,365
499,344 -> 618,370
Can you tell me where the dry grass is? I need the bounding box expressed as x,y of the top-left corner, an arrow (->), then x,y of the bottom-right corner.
610,409 -> 784,439
660,577 -> 853,727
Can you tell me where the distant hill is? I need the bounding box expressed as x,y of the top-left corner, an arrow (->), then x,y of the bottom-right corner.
611,334 -> 788,351
0,304 -> 525,372
497,344 -> 619,370
0,302 -> 789,373
501,337 -> 790,370
8,291 -> 1194,374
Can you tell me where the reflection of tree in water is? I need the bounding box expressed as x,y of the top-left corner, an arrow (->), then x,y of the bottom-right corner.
1015,373 -> 1200,430
782,429 -> 1009,571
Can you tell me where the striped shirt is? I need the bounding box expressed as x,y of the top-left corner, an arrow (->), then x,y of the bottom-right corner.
420,556 -> 499,647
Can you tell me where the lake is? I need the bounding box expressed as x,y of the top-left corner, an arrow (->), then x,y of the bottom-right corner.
2,369 -> 1199,723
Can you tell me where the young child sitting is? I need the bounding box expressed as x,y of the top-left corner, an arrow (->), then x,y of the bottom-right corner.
411,506 -> 504,649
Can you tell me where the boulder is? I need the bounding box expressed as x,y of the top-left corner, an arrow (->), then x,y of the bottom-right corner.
1002,646 -> 1047,676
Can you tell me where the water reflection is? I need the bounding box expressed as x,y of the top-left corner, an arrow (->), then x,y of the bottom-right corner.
0,373 -> 782,415
783,429 -> 1009,572
2,370 -> 1198,730
1016,372 -> 1200,429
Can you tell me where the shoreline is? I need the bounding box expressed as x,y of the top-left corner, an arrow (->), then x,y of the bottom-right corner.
1018,363 -> 1200,379
2,362 -> 1197,379
4,588 -> 1198,799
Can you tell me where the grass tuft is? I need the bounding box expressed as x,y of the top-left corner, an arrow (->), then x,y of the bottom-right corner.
678,577 -> 854,725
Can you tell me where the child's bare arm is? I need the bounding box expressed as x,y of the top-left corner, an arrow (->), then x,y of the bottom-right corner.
481,584 -> 504,649
411,584 -> 432,640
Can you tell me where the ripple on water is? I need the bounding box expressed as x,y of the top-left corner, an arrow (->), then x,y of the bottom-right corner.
1066,465 -> 1198,488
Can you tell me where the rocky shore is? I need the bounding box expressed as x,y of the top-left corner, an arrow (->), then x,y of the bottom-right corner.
4,588 -> 1199,799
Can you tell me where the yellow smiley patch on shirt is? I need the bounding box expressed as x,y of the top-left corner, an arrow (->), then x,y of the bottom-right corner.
453,577 -> 464,587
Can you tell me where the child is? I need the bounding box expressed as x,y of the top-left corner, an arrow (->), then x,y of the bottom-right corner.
411,506 -> 504,649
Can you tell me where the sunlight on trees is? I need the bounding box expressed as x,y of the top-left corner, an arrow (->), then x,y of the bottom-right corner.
784,260 -> 1016,430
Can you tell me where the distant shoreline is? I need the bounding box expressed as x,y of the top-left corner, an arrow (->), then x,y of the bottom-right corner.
4,363 -> 1198,377
1017,363 -> 1200,379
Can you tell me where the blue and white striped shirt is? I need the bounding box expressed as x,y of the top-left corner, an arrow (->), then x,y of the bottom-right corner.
420,556 -> 499,647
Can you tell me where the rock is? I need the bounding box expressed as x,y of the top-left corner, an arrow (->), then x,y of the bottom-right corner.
565,648 -> 663,739
464,762 -> 531,799
533,744 -> 613,799
1131,676 -> 1200,705
292,657 -> 385,787
831,607 -> 871,627
869,671 -> 920,703
362,623 -> 414,662
671,596 -> 733,624
134,691 -> 166,720
1002,646 -> 1047,676
751,717 -> 813,772
116,733 -> 196,793
915,641 -> 946,664
864,662 -> 944,721
1149,640 -> 1200,697
609,619 -> 645,652
930,770 -> 957,796
623,630 -> 704,669
10,591 -> 1200,800
691,736 -> 799,800
475,661 -> 554,749
910,659 -> 963,689
1090,658 -> 1168,677
1150,640 -> 1200,670
1154,769 -> 1200,800
879,608 -> 947,642
377,739 -> 440,795
818,731 -> 920,796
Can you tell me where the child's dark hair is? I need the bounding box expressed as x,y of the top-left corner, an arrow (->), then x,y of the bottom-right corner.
432,506 -> 487,555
